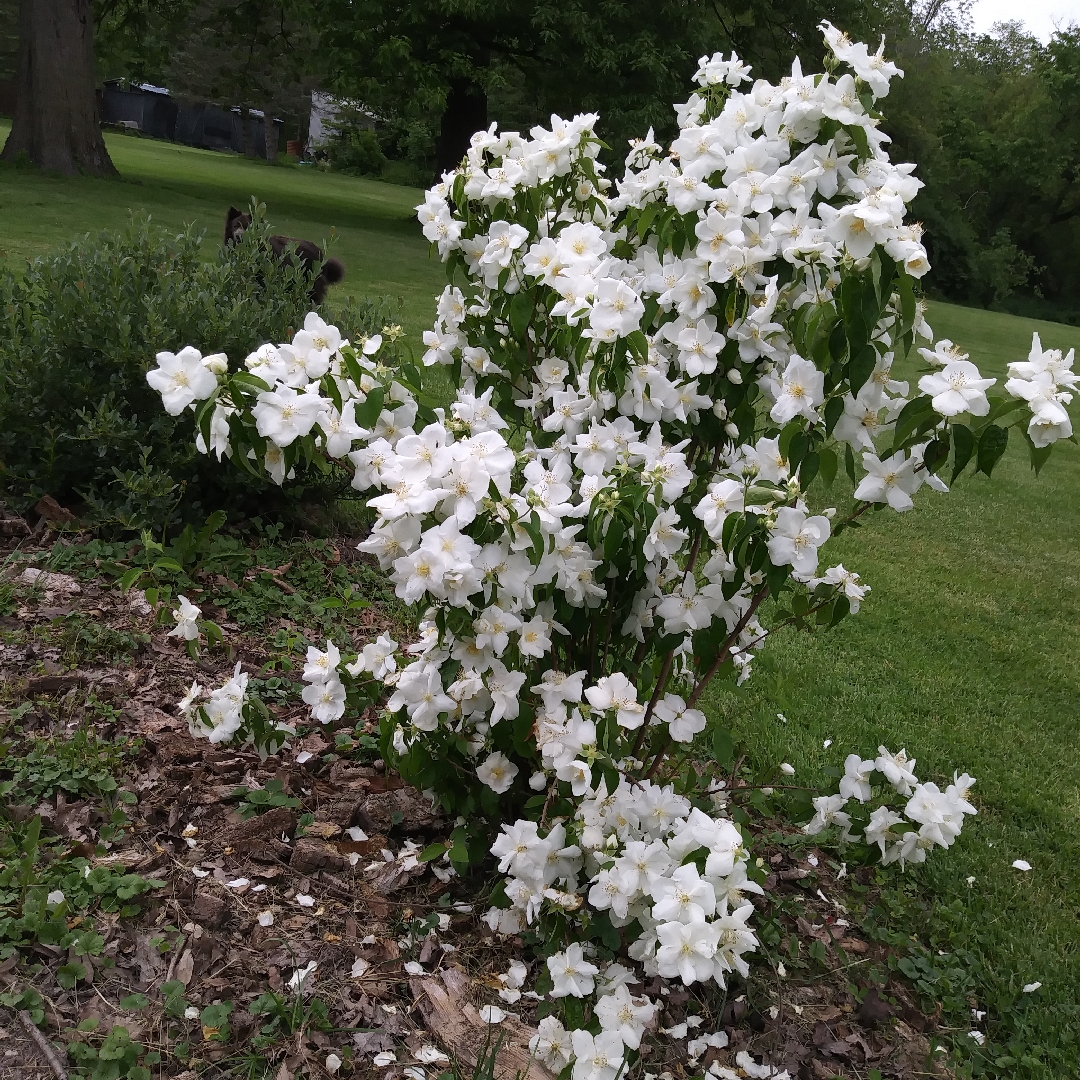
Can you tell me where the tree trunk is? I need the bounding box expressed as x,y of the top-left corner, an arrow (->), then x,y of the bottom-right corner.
265,115 -> 280,163
240,105 -> 256,158
434,78 -> 487,176
0,0 -> 116,177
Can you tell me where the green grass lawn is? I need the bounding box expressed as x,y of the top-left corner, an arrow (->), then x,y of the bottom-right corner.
2,129 -> 1078,1075
0,120 -> 446,338
709,301 -> 1080,1076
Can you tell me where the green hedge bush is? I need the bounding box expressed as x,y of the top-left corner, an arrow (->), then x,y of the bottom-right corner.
0,209 -> 392,531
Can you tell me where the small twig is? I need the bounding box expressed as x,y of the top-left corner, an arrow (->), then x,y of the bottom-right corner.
164,933 -> 187,984
18,1011 -> 69,1080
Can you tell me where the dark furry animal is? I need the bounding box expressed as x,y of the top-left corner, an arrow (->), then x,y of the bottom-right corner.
224,206 -> 345,304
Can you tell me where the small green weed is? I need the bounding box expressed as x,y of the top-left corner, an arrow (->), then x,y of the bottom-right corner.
53,612 -> 150,666
66,1020 -> 159,1080
230,779 -> 302,821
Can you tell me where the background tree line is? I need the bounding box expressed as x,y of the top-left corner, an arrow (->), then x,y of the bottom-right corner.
0,0 -> 1077,322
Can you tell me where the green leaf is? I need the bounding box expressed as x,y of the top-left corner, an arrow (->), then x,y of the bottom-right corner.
509,291 -> 533,339
976,424 -> 1009,476
712,728 -> 734,770
119,567 -> 143,594
818,447 -> 838,489
847,343 -> 877,396
120,993 -> 150,1011
419,842 -> 449,863
353,386 -> 385,429
891,395 -> 935,454
950,423 -> 975,484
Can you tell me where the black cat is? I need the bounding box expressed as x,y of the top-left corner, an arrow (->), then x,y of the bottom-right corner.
224,206 -> 345,304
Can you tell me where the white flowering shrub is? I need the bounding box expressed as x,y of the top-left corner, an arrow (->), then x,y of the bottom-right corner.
147,22 -> 1076,1076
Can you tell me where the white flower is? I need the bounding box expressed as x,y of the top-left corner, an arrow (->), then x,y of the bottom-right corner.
584,673 -> 646,730
571,1029 -> 625,1080
770,357 -> 825,424
168,595 -> 201,641
530,1016 -> 573,1072
652,694 -> 706,743
595,985 -> 657,1049
147,346 -> 218,414
477,752 -> 519,794
251,385 -> 325,447
547,943 -> 599,998
854,451 -> 921,512
655,918 -> 719,984
918,360 -> 995,418
767,507 -> 831,576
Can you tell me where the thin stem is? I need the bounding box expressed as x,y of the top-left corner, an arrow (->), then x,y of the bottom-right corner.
686,586 -> 769,709
631,650 -> 675,758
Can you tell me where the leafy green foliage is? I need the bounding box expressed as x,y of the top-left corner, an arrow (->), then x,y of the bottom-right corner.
0,208 -> 385,530
0,725 -> 136,804
0,817 -> 164,958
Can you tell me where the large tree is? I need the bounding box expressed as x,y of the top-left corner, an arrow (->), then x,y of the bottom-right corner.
315,0 -> 887,175
0,0 -> 116,176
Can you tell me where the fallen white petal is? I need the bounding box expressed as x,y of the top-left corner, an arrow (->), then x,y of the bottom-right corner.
478,1005 -> 507,1024
373,1051 -> 397,1067
46,890 -> 65,905
822,738 -> 833,749
296,893 -> 316,907
325,1053 -> 343,1075
346,826 -> 369,841
404,961 -> 427,976
968,1031 -> 986,1045
257,910 -> 274,927
191,867 -> 209,878
350,957 -> 370,978
295,751 -> 313,764
226,877 -> 250,888
287,961 -> 318,991
403,1068 -> 427,1080
498,988 -> 522,1003
251,883 -> 267,892
184,1006 -> 199,1020
1022,982 -> 1042,993
416,1045 -> 449,1065
1012,859 -> 1032,871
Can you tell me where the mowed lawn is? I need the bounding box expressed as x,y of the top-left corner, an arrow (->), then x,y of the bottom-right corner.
709,301 -> 1080,1072
0,120 -> 446,337
3,127 -> 1078,1071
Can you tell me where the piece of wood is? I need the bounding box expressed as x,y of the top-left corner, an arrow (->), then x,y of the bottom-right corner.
411,966 -> 556,1080
18,1010 -> 69,1080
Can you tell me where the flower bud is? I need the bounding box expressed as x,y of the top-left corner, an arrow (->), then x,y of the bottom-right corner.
726,368 -> 743,384
202,352 -> 228,375
724,421 -> 739,438
712,400 -> 728,420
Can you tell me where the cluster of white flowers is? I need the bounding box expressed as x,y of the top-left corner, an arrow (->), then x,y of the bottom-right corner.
805,748 -> 977,868
144,22 -> 1071,1074
179,662 -> 249,744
